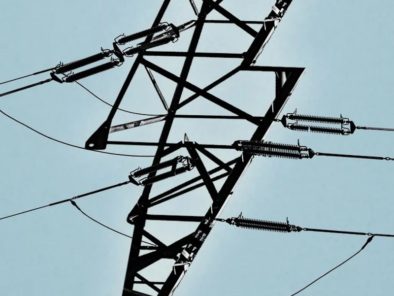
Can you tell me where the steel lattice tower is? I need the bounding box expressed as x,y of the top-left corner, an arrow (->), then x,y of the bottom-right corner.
84,1 -> 300,295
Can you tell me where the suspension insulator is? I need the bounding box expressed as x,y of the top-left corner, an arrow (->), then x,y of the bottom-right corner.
283,112 -> 349,124
123,34 -> 176,56
55,51 -> 112,74
63,60 -> 119,82
140,166 -> 192,186
225,216 -> 302,233
110,115 -> 166,133
287,124 -> 355,135
281,112 -> 356,135
132,156 -> 183,178
233,140 -> 315,159
129,156 -> 194,186
115,23 -> 168,45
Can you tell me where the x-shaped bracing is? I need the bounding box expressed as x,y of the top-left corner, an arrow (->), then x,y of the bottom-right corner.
84,1 -> 299,295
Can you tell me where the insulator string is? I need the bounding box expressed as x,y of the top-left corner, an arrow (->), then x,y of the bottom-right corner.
285,113 -> 348,124
282,111 -> 394,135
234,140 -> 393,162
288,124 -> 350,135
218,216 -> 394,294
217,215 -> 394,238
0,20 -> 192,97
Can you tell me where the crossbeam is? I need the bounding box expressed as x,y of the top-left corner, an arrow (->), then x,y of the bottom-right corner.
83,1 -> 297,295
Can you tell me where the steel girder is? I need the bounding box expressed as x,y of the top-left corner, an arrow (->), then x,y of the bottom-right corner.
85,1 -> 301,295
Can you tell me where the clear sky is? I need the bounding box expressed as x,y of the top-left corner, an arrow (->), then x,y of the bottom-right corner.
1,1 -> 394,296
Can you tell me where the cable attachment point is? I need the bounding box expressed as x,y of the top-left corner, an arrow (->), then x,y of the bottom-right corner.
69,199 -> 78,208
111,43 -> 125,63
281,110 -> 356,135
233,140 -> 315,159
162,23 -> 180,43
129,156 -> 194,186
272,0 -> 291,17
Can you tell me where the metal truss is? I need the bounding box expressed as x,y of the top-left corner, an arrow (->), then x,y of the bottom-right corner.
85,0 -> 301,295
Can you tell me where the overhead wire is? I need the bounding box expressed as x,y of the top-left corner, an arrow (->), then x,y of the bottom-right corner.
217,216 -> 381,295
0,66 -> 55,85
0,78 -> 53,98
314,151 -> 394,161
356,125 -> 394,132
0,181 -> 156,246
0,180 -> 131,222
0,71 -> 158,157
70,200 -> 133,239
71,201 -> 158,247
73,80 -> 165,117
4,70 -> 394,134
70,200 -> 157,248
0,9 -> 391,295
290,236 -> 374,296
0,18 -> 197,99
0,108 -> 154,158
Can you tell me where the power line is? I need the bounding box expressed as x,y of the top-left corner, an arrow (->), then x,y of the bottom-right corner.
0,66 -> 54,85
0,67 -> 164,117
70,200 -> 159,249
216,216 -> 380,295
0,20 -> 194,98
2,1 -> 390,294
71,200 -> 158,248
356,125 -> 394,132
0,180 -> 131,222
290,236 -> 374,296
0,179 -> 158,248
73,80 -> 164,117
314,151 -> 394,161
0,108 -> 154,158
0,78 -> 53,98
70,200 -> 133,239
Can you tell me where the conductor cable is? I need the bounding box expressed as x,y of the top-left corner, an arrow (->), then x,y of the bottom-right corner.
0,180 -> 131,222
290,236 -> 374,296
0,108 -> 154,158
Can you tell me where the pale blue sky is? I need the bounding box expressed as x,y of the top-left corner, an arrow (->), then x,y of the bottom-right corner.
1,1 -> 394,296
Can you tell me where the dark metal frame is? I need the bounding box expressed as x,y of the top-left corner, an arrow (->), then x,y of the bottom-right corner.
85,1 -> 301,295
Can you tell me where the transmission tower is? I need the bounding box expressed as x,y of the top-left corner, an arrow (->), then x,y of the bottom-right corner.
2,1 -> 393,295
81,0 -> 299,295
